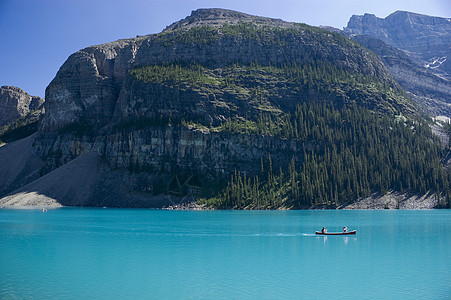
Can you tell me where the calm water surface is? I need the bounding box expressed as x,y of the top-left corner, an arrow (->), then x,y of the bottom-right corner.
0,209 -> 450,299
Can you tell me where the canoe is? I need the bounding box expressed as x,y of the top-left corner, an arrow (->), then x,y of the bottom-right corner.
315,230 -> 356,235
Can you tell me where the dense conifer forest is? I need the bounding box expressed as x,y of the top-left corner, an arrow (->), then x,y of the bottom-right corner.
198,102 -> 451,209
0,117 -> 39,144
130,60 -> 413,116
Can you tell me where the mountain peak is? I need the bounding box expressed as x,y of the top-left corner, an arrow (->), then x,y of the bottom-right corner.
386,10 -> 450,25
346,10 -> 450,31
344,10 -> 451,79
163,8 -> 288,32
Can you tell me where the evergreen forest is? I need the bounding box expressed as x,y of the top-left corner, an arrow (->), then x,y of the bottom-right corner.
198,102 -> 451,209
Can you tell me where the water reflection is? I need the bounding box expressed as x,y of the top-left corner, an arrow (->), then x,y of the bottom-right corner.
318,236 -> 357,245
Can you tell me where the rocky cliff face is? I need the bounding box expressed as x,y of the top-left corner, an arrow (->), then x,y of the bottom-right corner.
344,11 -> 451,79
42,38 -> 141,131
0,86 -> 44,127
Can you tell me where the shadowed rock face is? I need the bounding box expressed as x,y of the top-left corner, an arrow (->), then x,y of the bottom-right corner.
344,11 -> 451,79
0,134 -> 44,196
0,86 -> 45,127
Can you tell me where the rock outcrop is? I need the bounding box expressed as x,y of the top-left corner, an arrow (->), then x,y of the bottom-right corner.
41,38 -> 140,131
0,86 -> 44,127
343,192 -> 441,209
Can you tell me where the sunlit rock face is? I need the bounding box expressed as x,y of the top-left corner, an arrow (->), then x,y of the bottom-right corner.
344,11 -> 451,80
350,35 -> 451,118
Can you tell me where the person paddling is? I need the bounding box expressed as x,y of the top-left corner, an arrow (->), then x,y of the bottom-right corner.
343,226 -> 348,232
321,227 -> 327,233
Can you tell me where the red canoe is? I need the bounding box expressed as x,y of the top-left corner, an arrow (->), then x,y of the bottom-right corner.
315,230 -> 356,235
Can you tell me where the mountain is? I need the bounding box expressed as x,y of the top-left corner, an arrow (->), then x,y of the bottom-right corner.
1,9 -> 449,208
344,11 -> 451,79
39,8 -> 413,134
350,35 -> 451,117
0,86 -> 45,143
342,11 -> 451,118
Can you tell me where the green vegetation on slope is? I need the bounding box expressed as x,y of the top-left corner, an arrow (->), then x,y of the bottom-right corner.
0,116 -> 40,144
130,61 -> 413,116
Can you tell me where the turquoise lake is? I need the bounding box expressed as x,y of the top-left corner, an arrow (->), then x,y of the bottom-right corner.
1,209 -> 450,299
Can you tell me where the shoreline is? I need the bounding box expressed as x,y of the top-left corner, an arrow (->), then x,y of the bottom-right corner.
1,203 -> 443,211
0,190 -> 444,211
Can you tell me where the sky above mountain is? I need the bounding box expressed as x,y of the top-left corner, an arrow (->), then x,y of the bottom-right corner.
0,0 -> 449,98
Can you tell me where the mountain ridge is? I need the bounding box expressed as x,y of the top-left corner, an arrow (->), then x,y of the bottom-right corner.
163,8 -> 292,32
344,10 -> 451,79
350,35 -> 451,117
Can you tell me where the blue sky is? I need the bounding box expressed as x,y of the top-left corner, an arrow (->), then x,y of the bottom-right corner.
0,0 -> 449,98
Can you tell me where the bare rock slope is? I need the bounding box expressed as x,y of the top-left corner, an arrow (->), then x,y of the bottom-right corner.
0,134 -> 44,196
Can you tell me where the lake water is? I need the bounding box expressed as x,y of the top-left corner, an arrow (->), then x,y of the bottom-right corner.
0,209 -> 449,299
